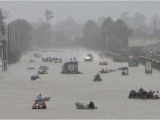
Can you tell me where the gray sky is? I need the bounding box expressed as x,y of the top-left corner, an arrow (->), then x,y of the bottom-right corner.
1,1 -> 160,23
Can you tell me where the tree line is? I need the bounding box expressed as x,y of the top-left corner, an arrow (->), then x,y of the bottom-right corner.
1,8 -> 160,64
0,8 -> 32,64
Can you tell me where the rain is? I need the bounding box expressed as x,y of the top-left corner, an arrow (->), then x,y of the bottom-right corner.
1,1 -> 160,119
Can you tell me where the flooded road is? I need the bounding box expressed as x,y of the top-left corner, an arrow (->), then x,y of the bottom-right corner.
0,48 -> 160,119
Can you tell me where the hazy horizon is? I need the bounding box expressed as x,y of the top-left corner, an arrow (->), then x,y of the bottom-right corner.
1,1 -> 160,24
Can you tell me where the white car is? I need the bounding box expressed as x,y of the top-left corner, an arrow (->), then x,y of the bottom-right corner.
84,54 -> 93,62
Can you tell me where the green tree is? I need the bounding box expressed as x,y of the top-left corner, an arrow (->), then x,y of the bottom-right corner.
102,17 -> 114,50
45,10 -> 53,21
102,17 -> 132,52
34,20 -> 52,48
10,19 -> 32,52
82,20 -> 98,49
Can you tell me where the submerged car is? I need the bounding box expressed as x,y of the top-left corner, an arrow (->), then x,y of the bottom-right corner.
29,59 -> 36,63
128,56 -> 139,67
27,67 -> 35,70
99,61 -> 108,65
118,67 -> 129,70
39,66 -> 49,70
121,70 -> 128,76
37,69 -> 48,74
99,69 -> 107,73
54,58 -> 62,63
33,53 -> 42,58
30,75 -> 39,80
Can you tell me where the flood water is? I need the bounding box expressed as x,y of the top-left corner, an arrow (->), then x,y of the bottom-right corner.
0,48 -> 160,119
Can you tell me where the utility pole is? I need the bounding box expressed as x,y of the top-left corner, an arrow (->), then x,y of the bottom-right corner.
15,28 -> 18,63
7,23 -> 10,66
1,25 -> 7,71
0,9 -> 8,71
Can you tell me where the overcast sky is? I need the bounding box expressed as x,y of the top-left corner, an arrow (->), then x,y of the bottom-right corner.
1,1 -> 160,24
